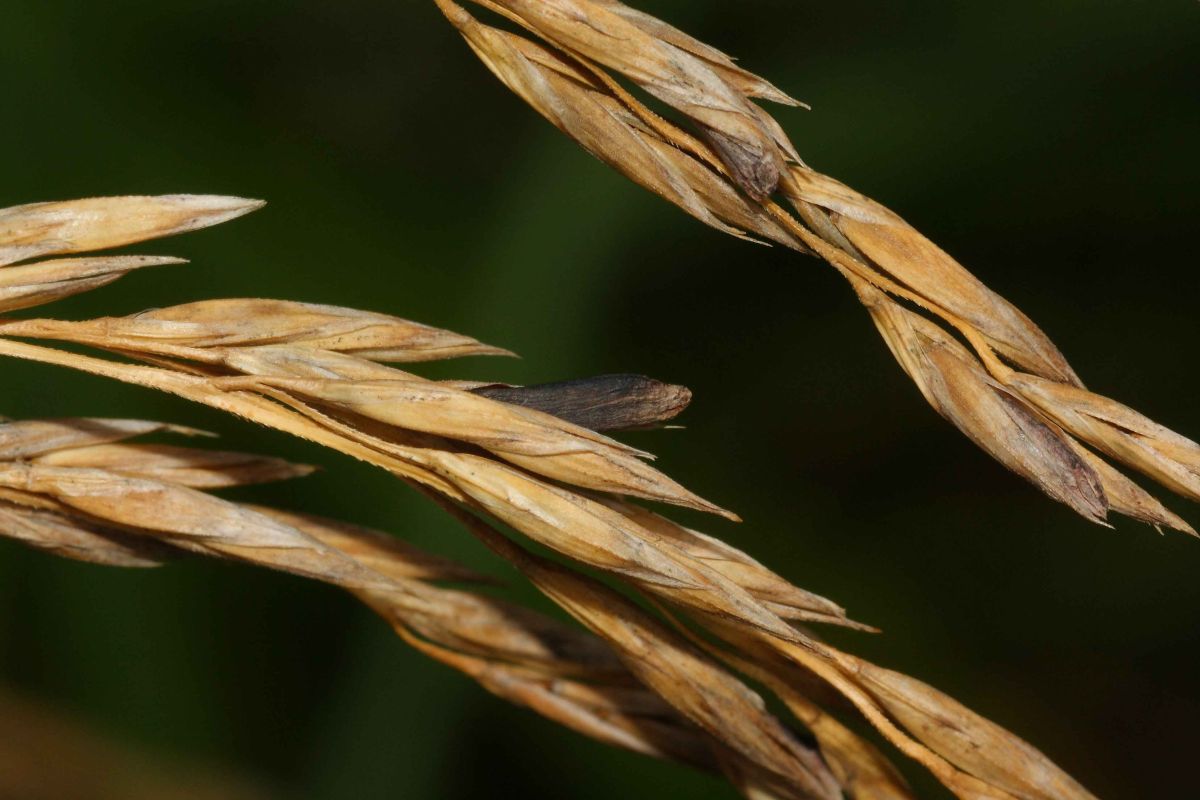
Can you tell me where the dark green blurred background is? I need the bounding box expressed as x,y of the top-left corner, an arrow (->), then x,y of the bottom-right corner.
1,1 -> 1196,797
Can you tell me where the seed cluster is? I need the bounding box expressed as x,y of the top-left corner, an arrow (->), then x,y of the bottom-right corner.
437,0 -> 1200,537
0,190 -> 1100,798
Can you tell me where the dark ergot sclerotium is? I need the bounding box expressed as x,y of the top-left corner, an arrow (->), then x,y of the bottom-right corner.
472,374 -> 692,432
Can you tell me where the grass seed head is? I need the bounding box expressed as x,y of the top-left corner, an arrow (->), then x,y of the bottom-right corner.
436,0 -> 1200,537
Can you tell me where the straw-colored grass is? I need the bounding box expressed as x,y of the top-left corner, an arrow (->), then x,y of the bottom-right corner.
433,0 -> 1200,537
0,193 -> 1095,799
4,2 -> 1183,797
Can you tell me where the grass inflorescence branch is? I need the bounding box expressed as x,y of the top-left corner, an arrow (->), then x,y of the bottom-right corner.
433,0 -> 1200,540
0,190 -> 1102,798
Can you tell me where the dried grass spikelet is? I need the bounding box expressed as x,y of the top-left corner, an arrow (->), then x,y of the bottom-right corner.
472,0 -> 799,199
0,298 -> 510,362
0,195 -> 258,315
856,275 -> 1194,534
1010,373 -> 1200,505
783,168 -> 1079,387
0,255 -> 186,313
34,443 -> 312,489
0,195 -> 263,267
436,0 -> 1200,534
434,0 -> 800,246
0,417 -> 207,459
2,418 -> 313,489
215,374 -> 731,516
856,280 -> 1108,524
598,497 -> 861,628
0,503 -> 176,568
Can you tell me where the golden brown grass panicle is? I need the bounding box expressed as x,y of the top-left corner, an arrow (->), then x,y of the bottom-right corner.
0,191 -> 1102,798
435,0 -> 1199,537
